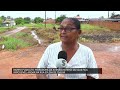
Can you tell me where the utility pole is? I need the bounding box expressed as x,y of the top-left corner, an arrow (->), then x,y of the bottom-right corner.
53,11 -> 56,31
55,11 -> 56,25
108,11 -> 109,18
45,11 -> 46,28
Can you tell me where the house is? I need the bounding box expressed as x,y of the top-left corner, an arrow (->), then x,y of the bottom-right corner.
104,14 -> 120,22
43,18 -> 55,24
89,18 -> 100,21
74,15 -> 89,23
2,18 -> 16,27
104,18 -> 120,22
111,14 -> 120,19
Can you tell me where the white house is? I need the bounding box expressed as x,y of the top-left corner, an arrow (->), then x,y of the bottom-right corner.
74,15 -> 89,23
2,18 -> 16,27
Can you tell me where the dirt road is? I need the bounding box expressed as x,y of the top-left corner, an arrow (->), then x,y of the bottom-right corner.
0,27 -> 27,36
0,43 -> 120,79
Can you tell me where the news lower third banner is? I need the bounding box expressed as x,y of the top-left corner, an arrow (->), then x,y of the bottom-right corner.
12,68 -> 102,74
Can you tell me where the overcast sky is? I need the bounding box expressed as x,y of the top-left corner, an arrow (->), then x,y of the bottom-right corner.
0,11 -> 120,19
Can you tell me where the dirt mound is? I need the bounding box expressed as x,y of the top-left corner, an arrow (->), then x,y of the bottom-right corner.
81,31 -> 120,43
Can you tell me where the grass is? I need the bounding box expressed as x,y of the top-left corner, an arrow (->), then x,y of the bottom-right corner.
15,32 -> 30,38
35,24 -> 120,44
0,28 -> 41,51
34,24 -> 111,44
81,24 -> 109,32
0,28 -> 7,34
0,36 -> 31,50
3,23 -> 107,32
0,27 -> 16,34
16,23 -> 59,29
0,23 -> 109,33
15,32 -> 38,45
0,23 -> 117,51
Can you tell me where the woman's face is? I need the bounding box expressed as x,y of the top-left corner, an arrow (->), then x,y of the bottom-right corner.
59,19 -> 81,44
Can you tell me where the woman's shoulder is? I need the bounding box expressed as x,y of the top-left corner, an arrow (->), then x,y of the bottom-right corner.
47,42 -> 61,49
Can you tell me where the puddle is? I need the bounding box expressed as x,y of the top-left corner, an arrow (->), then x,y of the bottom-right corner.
108,46 -> 120,52
31,30 -> 41,45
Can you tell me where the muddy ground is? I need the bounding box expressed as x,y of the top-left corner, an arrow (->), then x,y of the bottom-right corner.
0,42 -> 120,79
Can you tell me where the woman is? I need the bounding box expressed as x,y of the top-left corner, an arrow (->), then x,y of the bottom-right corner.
36,18 -> 99,79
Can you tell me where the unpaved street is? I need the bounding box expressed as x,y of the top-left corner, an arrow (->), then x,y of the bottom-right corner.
0,27 -> 27,36
0,42 -> 120,79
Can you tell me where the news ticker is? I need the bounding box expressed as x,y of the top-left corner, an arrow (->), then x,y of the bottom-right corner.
12,68 -> 102,74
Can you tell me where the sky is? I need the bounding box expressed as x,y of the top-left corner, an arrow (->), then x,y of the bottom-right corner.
0,11 -> 120,19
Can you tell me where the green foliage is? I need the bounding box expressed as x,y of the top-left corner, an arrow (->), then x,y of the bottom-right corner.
34,17 -> 44,23
0,16 -> 5,26
16,32 -> 29,37
15,23 -> 59,29
0,27 -> 16,34
0,18 -> 2,27
81,24 -> 108,31
15,17 -> 25,25
0,27 -> 8,33
1,16 -> 6,20
56,15 -> 67,23
0,36 -> 31,50
24,17 -> 31,24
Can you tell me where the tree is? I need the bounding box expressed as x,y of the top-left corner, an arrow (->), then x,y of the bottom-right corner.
0,17 -> 2,27
99,16 -> 104,19
34,17 -> 44,23
15,17 -> 24,25
0,16 -> 6,27
1,16 -> 6,21
56,15 -> 67,23
24,17 -> 31,24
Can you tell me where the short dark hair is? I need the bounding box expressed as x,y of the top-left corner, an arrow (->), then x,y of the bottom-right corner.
65,18 -> 81,30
